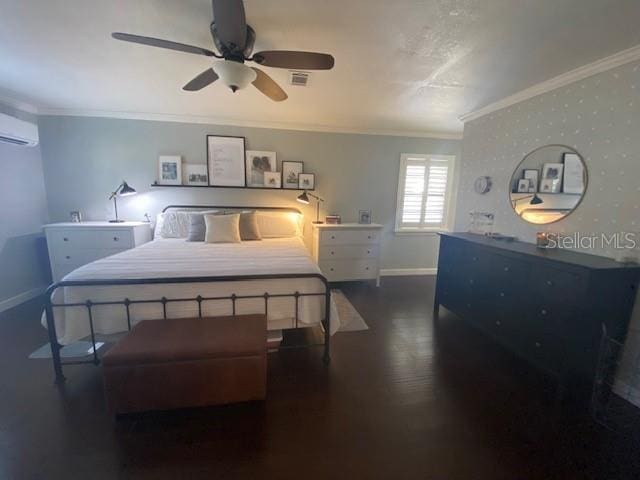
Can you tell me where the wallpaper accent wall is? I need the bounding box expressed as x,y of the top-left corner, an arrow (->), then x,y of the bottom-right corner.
456,60 -> 640,261
455,59 -> 640,403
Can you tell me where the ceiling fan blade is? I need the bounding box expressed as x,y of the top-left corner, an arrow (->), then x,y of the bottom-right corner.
183,69 -> 219,91
251,68 -> 288,102
211,0 -> 247,50
112,32 -> 216,57
252,51 -> 335,70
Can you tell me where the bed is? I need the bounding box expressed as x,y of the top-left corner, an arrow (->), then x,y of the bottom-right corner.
42,205 -> 336,383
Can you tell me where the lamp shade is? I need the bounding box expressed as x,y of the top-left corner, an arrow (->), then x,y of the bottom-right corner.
119,181 -> 137,196
213,60 -> 257,92
296,191 -> 310,204
529,194 -> 543,205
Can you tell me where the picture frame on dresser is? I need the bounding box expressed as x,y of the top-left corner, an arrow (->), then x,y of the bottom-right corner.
206,135 -> 246,187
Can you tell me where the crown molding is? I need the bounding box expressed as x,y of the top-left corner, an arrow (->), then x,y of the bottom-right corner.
0,92 -> 39,115
460,43 -> 640,123
35,107 -> 463,140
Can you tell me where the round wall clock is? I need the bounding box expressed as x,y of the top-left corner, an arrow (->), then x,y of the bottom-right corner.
474,176 -> 492,194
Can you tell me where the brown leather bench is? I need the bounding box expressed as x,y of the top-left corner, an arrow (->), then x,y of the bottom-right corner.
102,315 -> 267,414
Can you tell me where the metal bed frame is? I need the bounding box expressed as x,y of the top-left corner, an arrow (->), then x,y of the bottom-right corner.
43,205 -> 331,384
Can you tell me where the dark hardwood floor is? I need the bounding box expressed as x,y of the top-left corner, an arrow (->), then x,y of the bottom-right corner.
2,276 -> 639,479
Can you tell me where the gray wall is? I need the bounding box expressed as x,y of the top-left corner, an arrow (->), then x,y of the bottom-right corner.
38,116 -> 460,270
0,104 -> 50,306
455,59 -> 640,401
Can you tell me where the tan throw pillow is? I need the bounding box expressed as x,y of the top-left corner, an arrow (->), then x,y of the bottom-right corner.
204,214 -> 241,243
239,212 -> 262,241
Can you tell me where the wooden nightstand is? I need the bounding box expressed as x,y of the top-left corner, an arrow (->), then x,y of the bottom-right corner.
43,222 -> 152,282
312,223 -> 384,285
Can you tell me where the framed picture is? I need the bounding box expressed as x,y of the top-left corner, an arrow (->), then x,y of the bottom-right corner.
541,163 -> 563,193
523,169 -> 539,192
540,179 -> 558,193
158,155 -> 182,185
298,173 -> 315,190
245,151 -> 277,187
206,135 -> 246,187
264,171 -> 281,188
185,164 -> 208,186
69,211 -> 82,223
562,153 -> 585,194
282,161 -> 304,189
358,209 -> 372,224
517,179 -> 530,193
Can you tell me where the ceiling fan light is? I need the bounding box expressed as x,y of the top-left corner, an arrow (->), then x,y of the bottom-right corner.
213,60 -> 256,92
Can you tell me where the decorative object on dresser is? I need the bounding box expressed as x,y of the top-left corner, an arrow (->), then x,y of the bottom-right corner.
44,222 -> 152,282
207,135 -> 246,187
69,211 -> 82,223
282,161 -> 304,189
325,215 -> 341,225
245,150 -> 277,187
434,232 -> 640,404
358,209 -> 372,224
312,223 -> 384,286
185,164 -> 208,186
158,156 -> 182,185
108,180 -> 137,223
298,173 -> 315,190
296,191 -> 324,223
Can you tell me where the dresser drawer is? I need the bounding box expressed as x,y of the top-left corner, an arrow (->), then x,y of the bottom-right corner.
53,248 -> 127,266
529,265 -> 585,303
48,229 -> 134,250
319,259 -> 378,281
320,229 -> 380,245
318,244 -> 379,260
487,254 -> 531,292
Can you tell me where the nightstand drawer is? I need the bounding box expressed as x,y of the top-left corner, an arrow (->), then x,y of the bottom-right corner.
319,259 -> 378,281
54,248 -> 127,265
320,230 -> 380,245
48,229 -> 134,250
318,244 -> 379,260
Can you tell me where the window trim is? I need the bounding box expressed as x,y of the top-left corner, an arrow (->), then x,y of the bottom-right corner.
394,153 -> 457,234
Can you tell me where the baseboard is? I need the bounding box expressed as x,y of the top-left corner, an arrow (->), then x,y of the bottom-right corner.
612,379 -> 640,409
380,268 -> 437,276
0,286 -> 46,313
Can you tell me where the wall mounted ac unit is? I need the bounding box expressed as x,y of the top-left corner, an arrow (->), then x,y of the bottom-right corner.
0,112 -> 39,147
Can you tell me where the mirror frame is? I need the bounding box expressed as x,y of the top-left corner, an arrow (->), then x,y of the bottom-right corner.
509,144 -> 589,225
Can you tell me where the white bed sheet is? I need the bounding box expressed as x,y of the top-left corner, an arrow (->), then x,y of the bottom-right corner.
44,237 -> 339,344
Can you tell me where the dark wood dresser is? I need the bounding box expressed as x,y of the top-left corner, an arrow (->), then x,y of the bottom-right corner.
434,232 -> 640,401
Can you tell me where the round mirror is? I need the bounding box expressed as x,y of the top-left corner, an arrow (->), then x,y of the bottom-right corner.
509,144 -> 587,225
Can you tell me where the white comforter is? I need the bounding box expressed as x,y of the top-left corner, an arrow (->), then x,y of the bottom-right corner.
44,237 -> 339,344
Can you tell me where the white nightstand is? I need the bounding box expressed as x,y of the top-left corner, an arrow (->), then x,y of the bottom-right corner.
312,223 -> 384,285
44,222 -> 152,282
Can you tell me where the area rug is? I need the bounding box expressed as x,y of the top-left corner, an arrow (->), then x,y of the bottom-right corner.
333,289 -> 369,332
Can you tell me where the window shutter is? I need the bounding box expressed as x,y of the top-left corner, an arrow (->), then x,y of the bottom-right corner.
396,154 -> 455,231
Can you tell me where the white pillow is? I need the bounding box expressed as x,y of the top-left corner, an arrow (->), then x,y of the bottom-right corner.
154,210 -> 219,239
257,211 -> 303,238
205,213 -> 241,243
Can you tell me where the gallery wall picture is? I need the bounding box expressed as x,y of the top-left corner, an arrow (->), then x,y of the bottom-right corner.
207,135 -> 246,187
298,173 -> 315,190
185,164 -> 208,186
246,151 -> 277,187
158,155 -> 182,185
282,161 -> 304,189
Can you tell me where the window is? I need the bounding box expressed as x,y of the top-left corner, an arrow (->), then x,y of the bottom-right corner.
395,153 -> 456,232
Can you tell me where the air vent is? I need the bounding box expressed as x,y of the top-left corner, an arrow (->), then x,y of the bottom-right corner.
289,71 -> 310,87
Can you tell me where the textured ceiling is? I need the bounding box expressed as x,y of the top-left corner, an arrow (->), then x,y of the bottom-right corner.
1,0 -> 640,135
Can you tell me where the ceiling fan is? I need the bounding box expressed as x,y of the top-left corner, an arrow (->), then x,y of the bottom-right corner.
112,0 -> 335,102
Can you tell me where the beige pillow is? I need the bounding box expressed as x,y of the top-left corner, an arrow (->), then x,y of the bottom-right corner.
239,212 -> 262,241
204,214 -> 241,243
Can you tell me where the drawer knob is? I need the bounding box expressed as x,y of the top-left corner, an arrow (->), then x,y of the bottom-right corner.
367,250 -> 371,254
546,280 -> 553,286
365,267 -> 369,270
472,256 -> 478,261
330,268 -> 334,271
331,251 -> 335,255
535,342 -> 541,348
65,255 -> 71,260
496,320 -> 501,326
541,309 -> 547,315
499,292 -> 505,297
469,279 -> 474,285
503,266 -> 510,272
113,237 -> 119,241
63,237 -> 69,242
331,235 -> 335,239
466,303 -> 472,308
